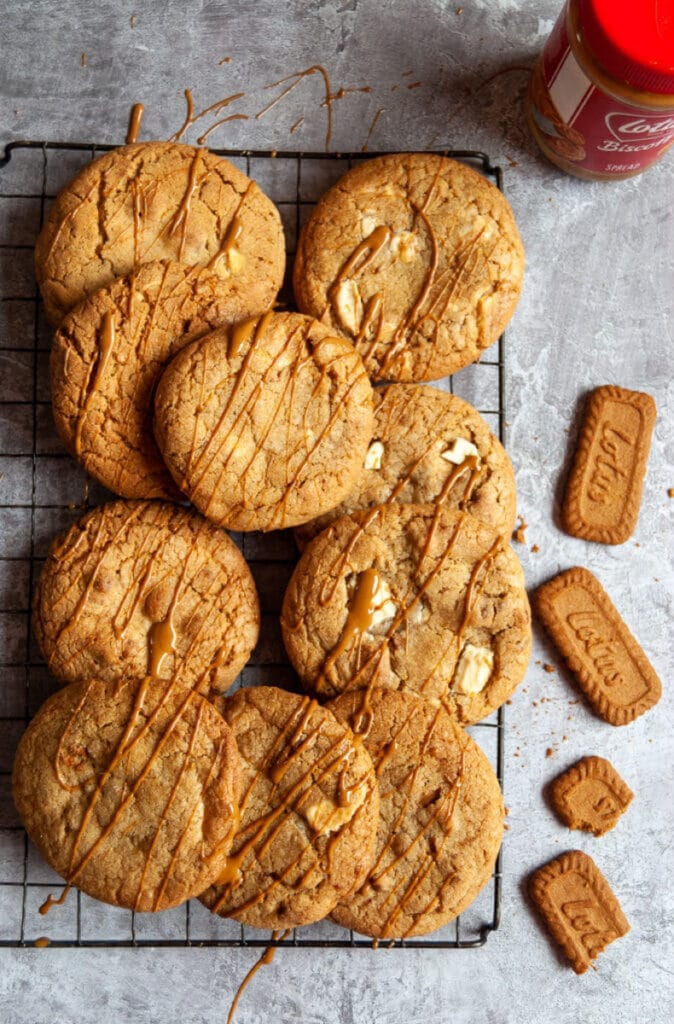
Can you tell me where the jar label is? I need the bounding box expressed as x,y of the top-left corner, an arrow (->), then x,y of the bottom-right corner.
530,6 -> 674,176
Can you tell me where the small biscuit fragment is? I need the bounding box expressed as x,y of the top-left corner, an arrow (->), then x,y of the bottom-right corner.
563,385 -> 656,545
550,756 -> 633,836
530,850 -> 629,974
535,567 -> 661,726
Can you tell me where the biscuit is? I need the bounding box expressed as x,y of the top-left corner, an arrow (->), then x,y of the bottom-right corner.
34,500 -> 259,696
12,676 -> 241,911
328,688 -> 503,937
51,259 -> 272,500
282,503 -> 531,724
35,141 -> 285,325
200,686 -> 379,929
563,385 -> 656,544
529,850 -> 630,974
153,312 -> 375,531
535,567 -> 661,725
293,153 -> 524,381
295,383 -> 517,549
550,756 -> 633,836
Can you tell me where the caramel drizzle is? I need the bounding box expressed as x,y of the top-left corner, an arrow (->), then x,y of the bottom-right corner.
73,311 -> 116,457
207,213 -> 244,273
126,103 -> 145,145
39,887 -> 71,916
315,568 -> 383,692
361,107 -> 384,152
170,89 -> 246,143
255,65 -> 334,150
226,930 -> 292,1024
196,113 -> 248,146
167,148 -> 203,259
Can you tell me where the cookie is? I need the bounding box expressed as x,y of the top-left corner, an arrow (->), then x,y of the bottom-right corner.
535,567 -> 661,725
530,850 -> 630,974
550,756 -> 633,837
12,675 -> 241,911
282,503 -> 531,724
34,500 -> 259,696
200,686 -> 379,929
51,259 -> 273,500
35,141 -> 285,325
295,383 -> 517,549
293,153 -> 524,381
153,312 -> 374,531
328,688 -> 503,937
563,385 -> 656,544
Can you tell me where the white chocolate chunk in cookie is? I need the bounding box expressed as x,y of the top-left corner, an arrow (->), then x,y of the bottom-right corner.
304,783 -> 368,835
227,248 -> 244,273
441,437 -> 480,466
364,440 -> 384,470
370,575 -> 397,628
361,214 -> 378,236
334,280 -> 363,334
453,644 -> 494,695
390,230 -> 419,263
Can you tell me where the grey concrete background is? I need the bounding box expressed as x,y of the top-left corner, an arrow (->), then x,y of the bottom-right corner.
1,0 -> 673,1021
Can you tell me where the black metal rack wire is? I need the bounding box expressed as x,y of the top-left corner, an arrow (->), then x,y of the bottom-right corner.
0,141 -> 506,950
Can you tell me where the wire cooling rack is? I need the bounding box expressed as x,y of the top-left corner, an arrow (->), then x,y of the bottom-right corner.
0,141 -> 506,949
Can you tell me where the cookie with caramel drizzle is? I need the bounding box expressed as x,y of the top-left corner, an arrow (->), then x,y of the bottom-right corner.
328,688 -> 504,938
12,675 -> 241,911
200,686 -> 379,929
293,153 -> 524,381
282,503 -> 531,725
295,383 -> 517,549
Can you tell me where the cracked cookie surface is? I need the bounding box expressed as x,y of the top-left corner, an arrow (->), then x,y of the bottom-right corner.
12,675 -> 241,911
295,383 -> 517,549
328,688 -> 503,937
200,685 -> 379,929
51,259 -> 273,500
153,311 -> 374,531
282,503 -> 531,724
35,141 -> 285,325
34,499 -> 259,697
293,153 -> 524,381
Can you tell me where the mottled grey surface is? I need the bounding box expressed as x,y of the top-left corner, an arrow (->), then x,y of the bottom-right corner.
1,0 -> 673,1021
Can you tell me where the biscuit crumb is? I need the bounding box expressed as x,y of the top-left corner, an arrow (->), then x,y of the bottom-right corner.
512,515 -> 528,544
130,13 -> 136,27
531,543 -> 540,553
456,5 -> 463,12
504,823 -> 510,830
668,488 -> 674,498
546,747 -> 554,758
81,52 -> 87,67
543,663 -> 555,674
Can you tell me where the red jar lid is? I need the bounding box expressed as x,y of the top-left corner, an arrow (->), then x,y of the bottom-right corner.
579,0 -> 674,95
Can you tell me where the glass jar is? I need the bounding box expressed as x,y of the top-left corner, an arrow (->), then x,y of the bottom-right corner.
526,0 -> 674,180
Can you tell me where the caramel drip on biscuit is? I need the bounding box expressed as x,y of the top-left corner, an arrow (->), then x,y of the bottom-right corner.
168,149 -> 203,260
208,179 -> 255,273
315,568 -> 382,691
126,103 -> 145,144
74,311 -> 116,457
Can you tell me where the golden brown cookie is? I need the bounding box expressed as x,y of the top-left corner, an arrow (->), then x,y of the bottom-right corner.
293,153 -> 524,381
530,850 -> 630,974
153,312 -> 375,531
51,259 -> 273,500
295,383 -> 517,549
562,385 -> 656,545
535,567 -> 661,726
12,676 -> 241,911
200,686 -> 379,929
282,503 -> 531,724
33,500 -> 259,696
550,756 -> 633,836
328,688 -> 503,937
35,141 -> 285,325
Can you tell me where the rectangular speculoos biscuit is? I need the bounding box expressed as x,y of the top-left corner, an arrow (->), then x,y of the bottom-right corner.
535,567 -> 661,726
563,385 -> 656,544
530,850 -> 630,974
